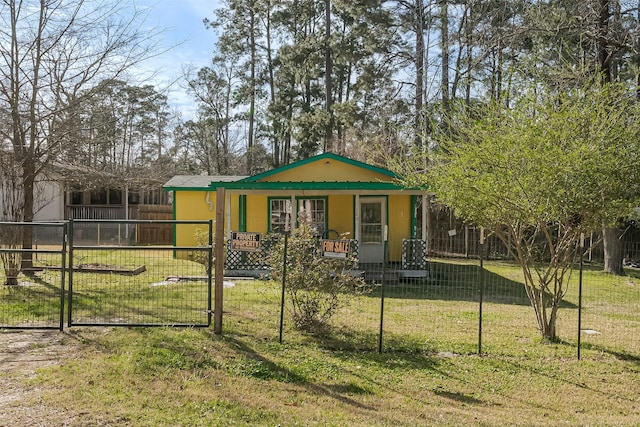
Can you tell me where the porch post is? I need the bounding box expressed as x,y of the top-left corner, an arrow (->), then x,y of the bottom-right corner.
225,190 -> 232,239
290,195 -> 296,223
421,194 -> 427,241
124,183 -> 129,242
354,194 -> 360,242
124,184 -> 129,220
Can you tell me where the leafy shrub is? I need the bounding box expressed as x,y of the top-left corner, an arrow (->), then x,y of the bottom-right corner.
266,218 -> 367,331
192,226 -> 213,270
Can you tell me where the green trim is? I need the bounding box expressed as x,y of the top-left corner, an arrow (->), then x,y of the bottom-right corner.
173,191 -> 178,244
239,195 -> 247,232
242,153 -> 400,182
172,191 -> 177,258
207,181 -> 422,191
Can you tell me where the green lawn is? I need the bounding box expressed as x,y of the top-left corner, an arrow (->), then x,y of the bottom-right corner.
25,322 -> 640,426
2,254 -> 640,425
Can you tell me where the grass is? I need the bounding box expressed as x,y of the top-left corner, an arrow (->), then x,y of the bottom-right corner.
2,252 -> 640,425
29,326 -> 640,426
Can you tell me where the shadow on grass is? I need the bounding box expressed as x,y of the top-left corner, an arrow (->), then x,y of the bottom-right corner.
367,260 -> 577,309
222,335 -> 378,410
295,324 -> 449,371
68,279 -> 210,326
579,341 -> 640,364
0,275 -> 63,327
433,388 -> 484,405
495,346 -> 640,405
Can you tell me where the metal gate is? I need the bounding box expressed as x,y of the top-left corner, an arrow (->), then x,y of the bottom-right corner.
67,219 -> 213,327
0,222 -> 67,330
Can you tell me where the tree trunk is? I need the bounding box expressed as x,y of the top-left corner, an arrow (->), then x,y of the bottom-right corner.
20,162 -> 34,273
324,0 -> 333,153
414,0 -> 425,148
597,1 -> 625,276
247,3 -> 256,175
603,226 -> 625,275
439,0 -> 450,114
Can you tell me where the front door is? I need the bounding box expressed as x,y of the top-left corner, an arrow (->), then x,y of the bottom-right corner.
359,197 -> 386,264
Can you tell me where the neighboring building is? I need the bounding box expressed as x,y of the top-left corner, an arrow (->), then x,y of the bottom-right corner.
0,164 -> 171,244
164,153 -> 430,278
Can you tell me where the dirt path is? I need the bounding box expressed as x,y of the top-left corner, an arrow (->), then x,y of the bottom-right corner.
0,330 -> 83,426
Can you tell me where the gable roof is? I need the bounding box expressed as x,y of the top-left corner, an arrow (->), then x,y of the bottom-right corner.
241,152 -> 399,182
163,175 -> 248,190
163,153 -> 427,192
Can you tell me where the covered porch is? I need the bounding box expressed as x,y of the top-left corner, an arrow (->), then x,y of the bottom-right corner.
217,184 -> 431,281
164,153 -> 431,281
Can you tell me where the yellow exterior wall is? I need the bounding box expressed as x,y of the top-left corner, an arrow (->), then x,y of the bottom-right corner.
245,194 -> 268,234
388,195 -> 412,262
174,191 -> 213,248
259,159 -> 393,183
328,195 -> 354,238
173,191 -> 414,262
174,190 -> 241,248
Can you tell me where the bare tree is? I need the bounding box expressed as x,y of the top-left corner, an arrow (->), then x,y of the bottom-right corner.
0,149 -> 23,285
0,0 -> 161,273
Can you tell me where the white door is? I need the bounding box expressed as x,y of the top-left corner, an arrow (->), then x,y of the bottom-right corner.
358,197 -> 386,264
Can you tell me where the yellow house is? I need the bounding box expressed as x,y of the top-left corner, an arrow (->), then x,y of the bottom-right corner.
163,153 -> 429,278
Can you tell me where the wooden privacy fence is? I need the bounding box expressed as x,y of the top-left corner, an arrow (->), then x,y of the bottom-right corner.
137,205 -> 173,244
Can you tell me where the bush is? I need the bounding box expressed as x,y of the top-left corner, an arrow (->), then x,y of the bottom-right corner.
192,226 -> 213,271
267,219 -> 367,331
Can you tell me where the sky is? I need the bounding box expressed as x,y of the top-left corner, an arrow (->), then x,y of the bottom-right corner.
133,0 -> 221,119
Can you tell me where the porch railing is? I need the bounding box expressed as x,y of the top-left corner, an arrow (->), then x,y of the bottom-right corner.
65,205 -> 138,220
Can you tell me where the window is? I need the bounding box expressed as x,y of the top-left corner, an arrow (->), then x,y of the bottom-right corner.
360,202 -> 382,244
109,189 -> 122,205
270,199 -> 292,233
269,198 -> 328,236
71,190 -> 83,205
298,198 -> 326,237
128,191 -> 140,205
90,189 -> 107,205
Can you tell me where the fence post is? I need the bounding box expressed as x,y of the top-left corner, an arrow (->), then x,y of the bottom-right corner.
214,188 -> 225,334
577,235 -> 584,360
279,233 -> 288,344
378,240 -> 387,354
68,219 -> 74,327
478,228 -> 485,356
59,222 -> 68,331
207,219 -> 213,327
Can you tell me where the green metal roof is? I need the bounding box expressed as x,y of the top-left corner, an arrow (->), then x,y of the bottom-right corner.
206,181 -> 419,191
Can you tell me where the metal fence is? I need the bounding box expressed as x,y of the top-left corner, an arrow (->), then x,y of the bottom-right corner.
1,220 -> 213,330
224,227 -> 640,360
0,222 -> 67,330
67,220 -> 213,327
2,219 -> 639,361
